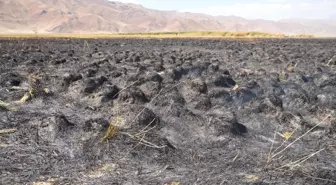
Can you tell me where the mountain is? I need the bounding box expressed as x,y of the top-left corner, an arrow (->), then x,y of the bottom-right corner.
0,0 -> 335,36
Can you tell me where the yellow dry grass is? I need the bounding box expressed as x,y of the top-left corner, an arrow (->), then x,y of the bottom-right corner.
102,119 -> 119,142
0,128 -> 17,135
0,31 -> 315,39
244,174 -> 260,182
86,163 -> 117,179
32,182 -> 55,185
18,93 -> 30,104
0,143 -> 10,148
165,182 -> 181,185
0,100 -> 15,111
232,84 -> 240,91
32,179 -> 57,185
327,56 -> 336,66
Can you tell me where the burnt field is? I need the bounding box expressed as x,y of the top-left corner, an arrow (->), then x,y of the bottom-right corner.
0,38 -> 336,185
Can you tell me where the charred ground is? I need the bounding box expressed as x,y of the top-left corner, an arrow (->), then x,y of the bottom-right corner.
0,38 -> 336,185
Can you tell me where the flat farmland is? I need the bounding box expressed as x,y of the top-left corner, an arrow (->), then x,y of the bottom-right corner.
0,38 -> 336,185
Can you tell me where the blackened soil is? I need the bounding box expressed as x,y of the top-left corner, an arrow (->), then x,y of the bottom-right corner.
1,38 -> 336,185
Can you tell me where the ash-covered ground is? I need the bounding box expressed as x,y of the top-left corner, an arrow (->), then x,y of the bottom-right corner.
0,38 -> 336,185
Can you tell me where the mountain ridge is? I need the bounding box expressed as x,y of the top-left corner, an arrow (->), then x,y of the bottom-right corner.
0,0 -> 335,36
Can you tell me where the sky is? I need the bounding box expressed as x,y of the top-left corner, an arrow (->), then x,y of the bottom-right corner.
115,0 -> 336,21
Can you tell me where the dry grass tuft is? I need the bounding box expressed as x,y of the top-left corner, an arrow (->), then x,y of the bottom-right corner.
0,100 -> 15,111
244,174 -> 260,182
280,71 -> 288,81
280,131 -> 294,140
32,179 -> 56,185
277,148 -> 325,170
86,163 -> 117,179
327,56 -> 336,66
18,93 -> 31,104
232,84 -> 240,91
286,63 -> 295,72
267,115 -> 330,170
0,128 -> 17,135
102,119 -> 119,142
165,182 -> 180,185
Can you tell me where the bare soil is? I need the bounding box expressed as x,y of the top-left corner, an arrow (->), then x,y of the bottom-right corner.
0,38 -> 336,185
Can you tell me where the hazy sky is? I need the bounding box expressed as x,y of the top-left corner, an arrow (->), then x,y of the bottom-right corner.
115,0 -> 336,20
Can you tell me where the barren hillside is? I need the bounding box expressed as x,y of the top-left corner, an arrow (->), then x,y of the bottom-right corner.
0,0 -> 335,36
